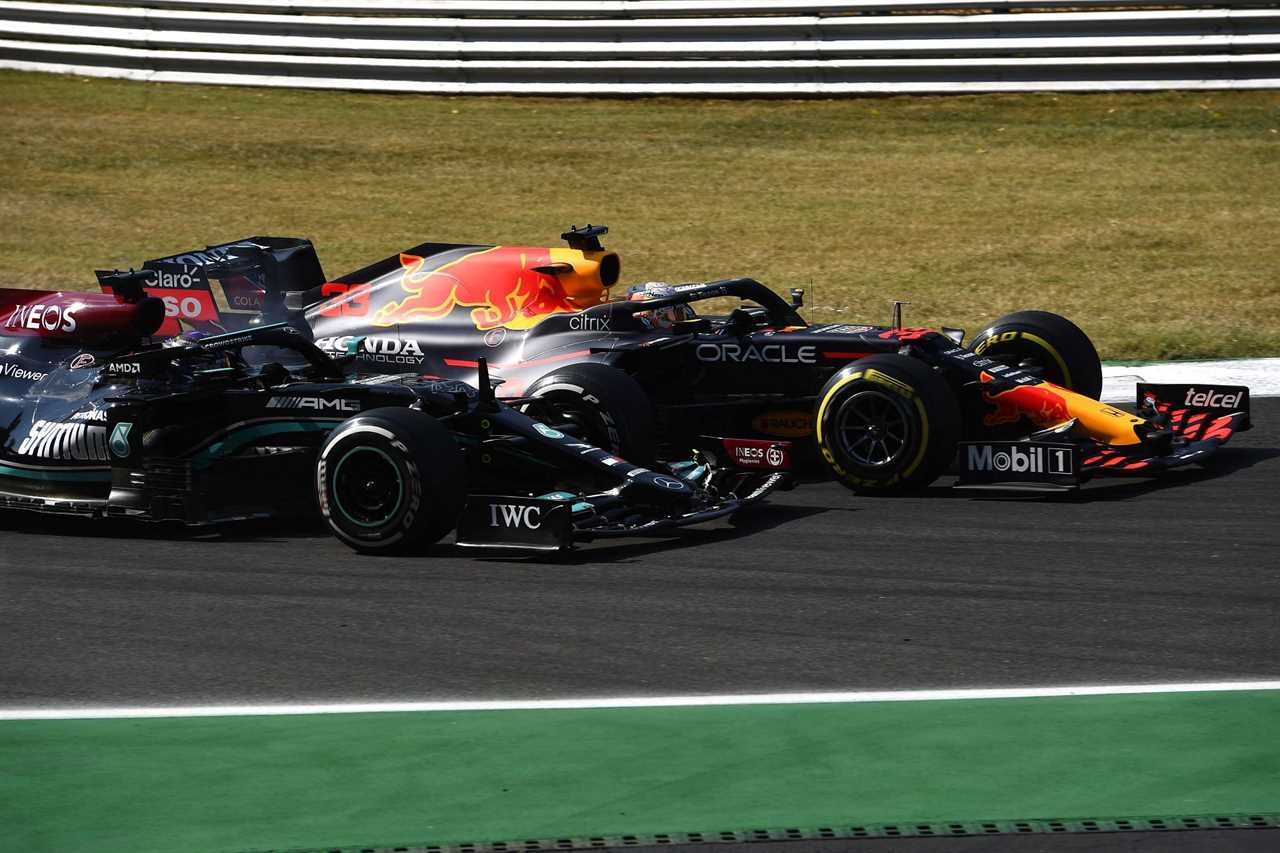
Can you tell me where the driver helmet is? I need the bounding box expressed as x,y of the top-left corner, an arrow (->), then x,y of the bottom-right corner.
626,282 -> 695,330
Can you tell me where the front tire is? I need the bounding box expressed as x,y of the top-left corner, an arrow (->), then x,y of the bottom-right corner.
525,362 -> 656,463
970,310 -> 1102,399
814,354 -> 961,493
316,407 -> 466,554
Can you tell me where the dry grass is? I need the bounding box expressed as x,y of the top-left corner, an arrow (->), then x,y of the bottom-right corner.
1,71 -> 1278,359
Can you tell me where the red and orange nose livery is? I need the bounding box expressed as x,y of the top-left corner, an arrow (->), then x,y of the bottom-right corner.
980,372 -> 1146,446
982,380 -> 1073,429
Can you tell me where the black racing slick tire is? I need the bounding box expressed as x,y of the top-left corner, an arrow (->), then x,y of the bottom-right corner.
814,354 -> 961,494
525,362 -> 656,463
970,310 -> 1102,399
316,407 -> 466,554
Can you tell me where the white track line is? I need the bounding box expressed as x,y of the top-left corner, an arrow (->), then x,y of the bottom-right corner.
4,681 -> 1280,720
1101,357 -> 1280,402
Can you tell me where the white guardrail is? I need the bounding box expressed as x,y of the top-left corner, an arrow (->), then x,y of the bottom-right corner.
1,0 -> 1277,94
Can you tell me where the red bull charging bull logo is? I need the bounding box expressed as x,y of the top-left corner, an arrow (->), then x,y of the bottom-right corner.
373,246 -> 579,332
982,379 -> 1073,428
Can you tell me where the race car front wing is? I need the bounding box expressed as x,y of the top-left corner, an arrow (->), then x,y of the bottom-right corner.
955,383 -> 1251,492
455,469 -> 791,550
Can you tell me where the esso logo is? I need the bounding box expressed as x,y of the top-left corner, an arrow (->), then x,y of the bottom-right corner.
161,295 -> 204,319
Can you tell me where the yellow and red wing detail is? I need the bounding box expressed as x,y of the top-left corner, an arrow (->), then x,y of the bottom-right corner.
981,374 -> 1145,446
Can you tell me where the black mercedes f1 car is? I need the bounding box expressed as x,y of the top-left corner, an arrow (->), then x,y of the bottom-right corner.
0,279 -> 787,553
87,227 -> 1252,495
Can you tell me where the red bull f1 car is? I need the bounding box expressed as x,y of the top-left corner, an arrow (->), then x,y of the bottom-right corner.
0,277 -> 788,553
84,227 -> 1252,495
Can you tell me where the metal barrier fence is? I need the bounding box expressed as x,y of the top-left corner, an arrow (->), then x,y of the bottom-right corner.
1,0 -> 1277,93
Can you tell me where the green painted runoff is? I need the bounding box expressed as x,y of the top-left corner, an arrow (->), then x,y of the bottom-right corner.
3,690 -> 1279,853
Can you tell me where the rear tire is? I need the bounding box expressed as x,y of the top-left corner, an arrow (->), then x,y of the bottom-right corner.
814,354 -> 961,493
525,362 -> 656,463
316,407 -> 466,554
970,310 -> 1102,399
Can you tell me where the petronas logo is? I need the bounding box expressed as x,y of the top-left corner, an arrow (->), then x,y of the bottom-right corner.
110,422 -> 133,458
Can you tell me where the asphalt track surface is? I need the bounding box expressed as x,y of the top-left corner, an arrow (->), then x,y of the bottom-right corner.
3,400 -> 1279,853
3,399 -> 1278,710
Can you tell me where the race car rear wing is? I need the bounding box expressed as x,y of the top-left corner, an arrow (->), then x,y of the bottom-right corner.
95,236 -> 325,336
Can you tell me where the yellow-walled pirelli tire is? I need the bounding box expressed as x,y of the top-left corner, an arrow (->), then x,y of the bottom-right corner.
814,354 -> 961,494
970,310 -> 1102,400
316,407 -> 467,555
